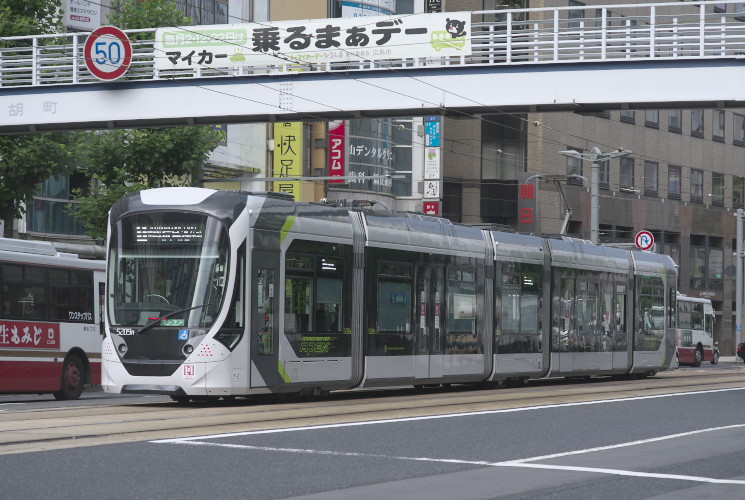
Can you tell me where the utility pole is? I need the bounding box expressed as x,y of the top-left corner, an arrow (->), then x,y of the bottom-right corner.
559,147 -> 632,244
737,209 -> 743,349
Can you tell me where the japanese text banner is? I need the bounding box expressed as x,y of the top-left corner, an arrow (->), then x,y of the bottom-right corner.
154,12 -> 471,70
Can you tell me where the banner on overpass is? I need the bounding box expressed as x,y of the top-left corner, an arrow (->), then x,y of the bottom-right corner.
154,12 -> 470,70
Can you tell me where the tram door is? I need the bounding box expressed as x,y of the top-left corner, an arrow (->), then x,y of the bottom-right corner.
415,264 -> 444,380
250,250 -> 282,389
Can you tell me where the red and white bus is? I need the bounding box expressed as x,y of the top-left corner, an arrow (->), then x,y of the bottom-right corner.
0,237 -> 105,399
674,294 -> 717,367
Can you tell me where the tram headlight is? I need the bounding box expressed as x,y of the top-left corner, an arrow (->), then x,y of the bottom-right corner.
214,331 -> 243,351
183,344 -> 194,356
117,343 -> 128,355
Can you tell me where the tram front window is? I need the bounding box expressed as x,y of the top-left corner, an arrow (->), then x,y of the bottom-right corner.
107,213 -> 230,328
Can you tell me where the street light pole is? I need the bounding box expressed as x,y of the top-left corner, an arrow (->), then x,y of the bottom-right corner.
559,147 -> 632,245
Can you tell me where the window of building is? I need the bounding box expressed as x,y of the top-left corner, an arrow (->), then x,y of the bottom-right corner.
668,109 -> 682,133
668,165 -> 681,200
569,0 -> 586,28
734,176 -> 744,208
28,174 -> 89,236
734,113 -> 745,146
620,156 -> 634,190
691,109 -> 704,138
644,110 -> 659,128
690,168 -> 704,202
690,237 -> 706,290
644,161 -> 658,195
709,245 -> 724,290
176,0 -> 229,25
713,110 -> 725,142
620,110 -> 635,124
565,146 -> 583,185
712,173 -> 724,205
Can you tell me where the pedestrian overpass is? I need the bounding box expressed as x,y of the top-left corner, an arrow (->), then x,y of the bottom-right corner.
2,1 -> 745,134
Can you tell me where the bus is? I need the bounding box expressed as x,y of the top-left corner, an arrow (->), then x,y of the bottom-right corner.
101,187 -> 677,402
0,237 -> 105,399
674,294 -> 717,366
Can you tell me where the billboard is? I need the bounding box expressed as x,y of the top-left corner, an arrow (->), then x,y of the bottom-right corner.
154,12 -> 471,70
273,122 -> 303,200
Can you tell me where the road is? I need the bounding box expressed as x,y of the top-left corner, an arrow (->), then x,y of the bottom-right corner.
0,363 -> 743,499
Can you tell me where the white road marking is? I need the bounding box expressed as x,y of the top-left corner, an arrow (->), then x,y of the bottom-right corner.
161,435 -> 745,485
152,386 -> 745,443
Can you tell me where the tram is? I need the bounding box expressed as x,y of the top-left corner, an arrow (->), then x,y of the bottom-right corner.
101,187 -> 677,401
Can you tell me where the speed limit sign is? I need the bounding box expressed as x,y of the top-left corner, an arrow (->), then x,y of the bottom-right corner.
84,26 -> 133,81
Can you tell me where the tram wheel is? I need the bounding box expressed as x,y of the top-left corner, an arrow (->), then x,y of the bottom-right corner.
170,395 -> 190,404
53,354 -> 85,401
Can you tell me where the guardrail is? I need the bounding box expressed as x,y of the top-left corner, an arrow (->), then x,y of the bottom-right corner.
1,1 -> 745,88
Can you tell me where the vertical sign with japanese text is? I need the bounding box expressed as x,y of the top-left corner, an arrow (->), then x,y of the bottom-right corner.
65,0 -> 101,31
273,122 -> 303,200
518,173 -> 538,233
328,120 -> 346,184
426,0 -> 443,13
423,116 -> 442,213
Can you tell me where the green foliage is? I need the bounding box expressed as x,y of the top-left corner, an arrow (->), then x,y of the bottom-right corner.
0,133 -> 78,237
109,0 -> 190,32
69,127 -> 222,239
0,0 -> 62,38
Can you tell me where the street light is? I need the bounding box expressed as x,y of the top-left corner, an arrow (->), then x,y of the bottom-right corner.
559,147 -> 632,245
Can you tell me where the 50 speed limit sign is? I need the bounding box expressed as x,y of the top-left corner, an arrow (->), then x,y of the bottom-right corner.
84,26 -> 133,81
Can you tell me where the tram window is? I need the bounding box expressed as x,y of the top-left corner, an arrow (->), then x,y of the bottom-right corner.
316,277 -> 341,332
599,282 -> 613,351
49,269 -> 69,285
497,264 -> 541,354
446,267 -> 480,354
636,276 -> 664,351
285,276 -> 312,333
576,280 -> 600,352
377,269 -> 412,334
257,268 -> 274,355
553,275 -> 575,352
614,284 -> 627,351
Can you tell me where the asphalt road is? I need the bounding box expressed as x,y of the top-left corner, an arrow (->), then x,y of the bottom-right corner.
0,362 -> 743,500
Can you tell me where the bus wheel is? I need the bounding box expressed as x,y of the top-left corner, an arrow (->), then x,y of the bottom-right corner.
692,347 -> 703,367
711,350 -> 719,365
53,355 -> 85,401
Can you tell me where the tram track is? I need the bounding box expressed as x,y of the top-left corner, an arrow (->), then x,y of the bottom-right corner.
0,368 -> 742,456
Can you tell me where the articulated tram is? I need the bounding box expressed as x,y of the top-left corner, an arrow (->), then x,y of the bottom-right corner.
101,187 -> 677,401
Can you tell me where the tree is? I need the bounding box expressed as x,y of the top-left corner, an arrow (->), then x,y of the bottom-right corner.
71,127 -> 222,239
108,0 -> 190,33
0,134 -> 79,237
0,0 -> 62,40
0,1 -> 75,238
69,0 -> 222,240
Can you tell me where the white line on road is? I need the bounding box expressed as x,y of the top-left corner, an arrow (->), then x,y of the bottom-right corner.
152,386 -> 745,443
160,436 -> 745,485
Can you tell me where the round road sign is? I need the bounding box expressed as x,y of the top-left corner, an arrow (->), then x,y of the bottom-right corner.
635,230 -> 655,250
84,26 -> 133,81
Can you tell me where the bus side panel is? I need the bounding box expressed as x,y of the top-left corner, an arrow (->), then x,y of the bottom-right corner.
0,359 -> 59,392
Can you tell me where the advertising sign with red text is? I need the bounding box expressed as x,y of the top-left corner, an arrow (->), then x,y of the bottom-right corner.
0,321 -> 60,349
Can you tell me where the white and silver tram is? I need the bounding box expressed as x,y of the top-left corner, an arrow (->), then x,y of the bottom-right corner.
101,187 -> 677,400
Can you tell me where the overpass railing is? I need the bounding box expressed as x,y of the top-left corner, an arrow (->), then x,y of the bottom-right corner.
1,1 -> 745,88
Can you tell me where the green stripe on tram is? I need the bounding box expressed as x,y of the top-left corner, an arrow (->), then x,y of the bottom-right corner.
280,216 -> 296,245
278,360 -> 292,383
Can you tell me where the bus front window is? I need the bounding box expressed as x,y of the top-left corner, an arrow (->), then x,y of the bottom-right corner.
108,213 -> 230,329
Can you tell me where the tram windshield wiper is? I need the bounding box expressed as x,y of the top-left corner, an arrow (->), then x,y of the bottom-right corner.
136,303 -> 211,336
